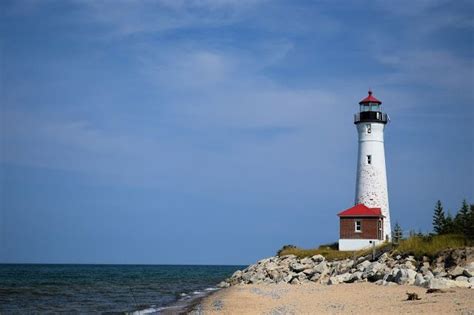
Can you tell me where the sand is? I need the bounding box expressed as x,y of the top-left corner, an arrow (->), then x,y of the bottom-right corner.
195,283 -> 474,314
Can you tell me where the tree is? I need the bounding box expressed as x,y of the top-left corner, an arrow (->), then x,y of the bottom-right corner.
444,211 -> 455,234
468,204 -> 474,240
433,200 -> 446,234
392,222 -> 403,244
454,199 -> 470,236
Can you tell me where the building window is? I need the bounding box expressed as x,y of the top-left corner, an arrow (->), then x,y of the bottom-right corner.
366,124 -> 371,134
367,155 -> 372,164
355,220 -> 362,232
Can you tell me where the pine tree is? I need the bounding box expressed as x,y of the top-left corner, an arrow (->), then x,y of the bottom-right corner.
454,199 -> 470,236
433,200 -> 446,234
392,222 -> 403,244
444,211 -> 455,234
467,204 -> 474,240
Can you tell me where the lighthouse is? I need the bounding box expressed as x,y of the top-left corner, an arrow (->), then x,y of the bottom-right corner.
338,90 -> 391,251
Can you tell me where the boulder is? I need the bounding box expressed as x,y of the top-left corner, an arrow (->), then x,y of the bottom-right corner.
394,269 -> 417,285
300,257 -> 313,265
449,266 -> 465,277
290,277 -> 301,285
463,262 -> 474,277
358,260 -> 371,271
310,273 -> 321,282
313,261 -> 329,275
427,278 -> 471,289
348,271 -> 364,283
217,281 -> 230,288
328,272 -> 352,285
455,276 -> 468,282
290,262 -> 307,272
414,273 -> 426,287
311,254 -> 325,263
303,268 -> 316,276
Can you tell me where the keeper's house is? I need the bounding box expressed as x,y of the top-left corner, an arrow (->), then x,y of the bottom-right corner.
338,204 -> 385,251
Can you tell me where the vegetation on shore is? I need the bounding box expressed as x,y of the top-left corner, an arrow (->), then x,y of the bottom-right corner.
277,199 -> 474,260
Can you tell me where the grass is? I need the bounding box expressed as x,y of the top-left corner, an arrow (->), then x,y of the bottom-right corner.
277,242 -> 392,261
277,234 -> 472,261
394,234 -> 472,258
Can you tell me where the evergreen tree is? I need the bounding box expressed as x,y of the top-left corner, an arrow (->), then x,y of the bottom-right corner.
454,199 -> 470,236
468,204 -> 474,240
392,222 -> 403,244
433,200 -> 446,234
444,211 -> 455,234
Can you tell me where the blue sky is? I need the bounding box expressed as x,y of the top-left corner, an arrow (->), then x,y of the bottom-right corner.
1,0 -> 473,265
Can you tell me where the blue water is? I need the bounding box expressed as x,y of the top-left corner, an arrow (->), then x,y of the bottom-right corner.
0,264 -> 242,313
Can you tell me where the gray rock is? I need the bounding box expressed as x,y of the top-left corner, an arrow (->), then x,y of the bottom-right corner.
313,261 -> 329,274
217,281 -> 230,288
300,257 -> 313,265
311,254 -> 325,263
303,268 -> 315,276
469,277 -> 474,285
404,261 -> 416,270
290,262 -> 307,272
358,260 -> 371,271
283,272 -> 296,283
449,266 -> 465,277
414,273 -> 426,287
290,277 -> 301,285
394,269 -> 417,285
427,278 -> 471,289
297,272 -> 307,281
348,271 -> 363,283
310,273 -> 321,282
455,276 -> 468,282
463,262 -> 474,277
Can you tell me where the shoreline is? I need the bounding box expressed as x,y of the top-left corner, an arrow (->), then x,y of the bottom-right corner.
192,282 -> 474,314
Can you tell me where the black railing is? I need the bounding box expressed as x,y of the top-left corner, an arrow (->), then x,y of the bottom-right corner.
354,111 -> 388,124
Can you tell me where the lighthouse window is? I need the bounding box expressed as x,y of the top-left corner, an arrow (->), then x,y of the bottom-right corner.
367,155 -> 372,165
366,124 -> 372,134
355,220 -> 362,232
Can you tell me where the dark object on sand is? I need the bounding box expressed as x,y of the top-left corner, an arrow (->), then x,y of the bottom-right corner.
426,288 -> 453,294
406,292 -> 421,300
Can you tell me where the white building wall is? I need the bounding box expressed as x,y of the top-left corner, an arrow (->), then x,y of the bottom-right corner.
355,122 -> 391,240
339,239 -> 383,251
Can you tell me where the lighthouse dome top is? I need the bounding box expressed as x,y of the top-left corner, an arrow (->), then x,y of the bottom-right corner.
359,90 -> 382,105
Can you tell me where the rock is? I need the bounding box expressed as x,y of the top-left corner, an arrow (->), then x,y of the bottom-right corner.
378,253 -> 389,263
313,261 -> 329,274
348,271 -> 363,283
463,262 -> 474,277
358,260 -> 371,271
217,281 -> 230,288
303,268 -> 315,276
394,269 -> 417,285
469,277 -> 474,285
290,277 -> 301,285
427,278 -> 452,289
414,273 -> 426,287
404,261 -> 416,270
311,254 -> 325,263
427,278 -> 471,289
290,262 -> 307,272
283,272 -> 296,283
455,276 -> 468,282
310,273 -> 321,282
449,266 -> 465,277
300,257 -> 313,265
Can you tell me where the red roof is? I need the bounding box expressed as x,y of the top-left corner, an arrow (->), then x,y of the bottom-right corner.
359,90 -> 382,105
338,204 -> 383,217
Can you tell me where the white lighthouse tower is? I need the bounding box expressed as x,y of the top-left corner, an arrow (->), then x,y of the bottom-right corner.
354,90 -> 391,241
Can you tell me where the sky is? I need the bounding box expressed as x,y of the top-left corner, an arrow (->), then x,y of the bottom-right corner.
0,0 -> 473,265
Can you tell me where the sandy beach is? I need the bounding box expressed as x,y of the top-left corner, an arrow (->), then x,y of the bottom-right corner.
194,283 -> 474,314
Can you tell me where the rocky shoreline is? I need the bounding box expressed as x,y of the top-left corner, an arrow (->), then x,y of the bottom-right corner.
217,247 -> 474,290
